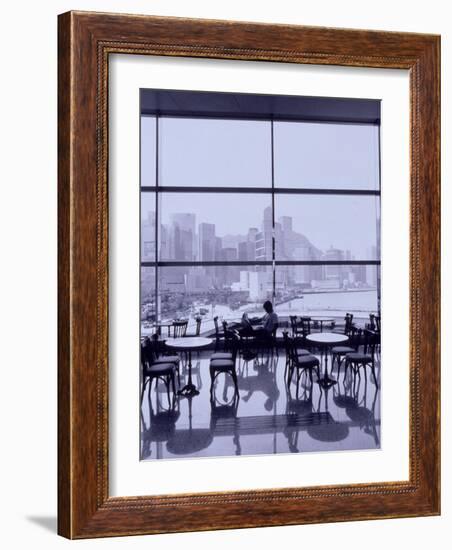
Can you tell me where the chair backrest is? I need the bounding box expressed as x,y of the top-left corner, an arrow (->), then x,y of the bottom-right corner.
171,320 -> 188,338
224,331 -> 239,363
289,315 -> 298,336
213,316 -> 220,336
299,316 -> 311,336
375,315 -> 381,334
194,316 -> 202,336
141,337 -> 157,370
363,328 -> 378,358
348,326 -> 361,350
344,312 -> 354,331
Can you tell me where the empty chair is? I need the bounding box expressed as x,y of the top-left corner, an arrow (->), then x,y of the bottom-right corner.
344,313 -> 355,335
334,312 -> 354,335
169,319 -> 188,338
299,316 -> 312,337
284,334 -> 320,387
289,315 -> 303,339
213,316 -> 225,352
141,343 -> 177,405
282,331 -> 310,380
142,336 -> 181,385
344,329 -> 379,388
209,333 -> 240,399
331,326 -> 360,379
211,325 -> 235,361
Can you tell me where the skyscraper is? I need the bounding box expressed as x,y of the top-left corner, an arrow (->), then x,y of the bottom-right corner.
198,222 -> 216,261
170,213 -> 196,260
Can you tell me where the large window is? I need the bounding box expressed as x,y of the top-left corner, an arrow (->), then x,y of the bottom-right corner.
140,98 -> 380,331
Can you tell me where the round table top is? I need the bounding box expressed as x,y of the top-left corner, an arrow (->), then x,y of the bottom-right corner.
166,337 -> 212,350
310,316 -> 335,322
306,332 -> 349,345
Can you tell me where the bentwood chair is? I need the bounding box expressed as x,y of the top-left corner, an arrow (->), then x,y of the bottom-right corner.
285,334 -> 321,388
213,316 -> 224,351
344,329 -> 379,388
282,331 -> 311,381
169,320 -> 188,338
289,315 -> 303,339
211,324 -> 235,361
142,336 -> 181,386
331,326 -> 360,379
209,333 -> 240,399
141,342 -> 178,405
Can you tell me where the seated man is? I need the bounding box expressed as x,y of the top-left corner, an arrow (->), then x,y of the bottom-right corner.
254,301 -> 279,339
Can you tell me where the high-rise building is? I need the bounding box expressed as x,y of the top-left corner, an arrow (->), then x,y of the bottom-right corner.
141,210 -> 155,261
322,246 -> 345,286
198,222 -> 216,261
170,213 -> 196,260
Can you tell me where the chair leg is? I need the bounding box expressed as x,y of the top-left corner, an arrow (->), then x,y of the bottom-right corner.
344,361 -> 349,383
164,377 -> 171,407
371,363 -> 379,388
209,368 -> 215,398
171,371 -> 176,396
141,377 -> 149,404
231,370 -> 239,396
337,355 -> 343,379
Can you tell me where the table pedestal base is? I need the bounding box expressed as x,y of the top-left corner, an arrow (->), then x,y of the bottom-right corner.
178,383 -> 199,397
317,376 -> 337,389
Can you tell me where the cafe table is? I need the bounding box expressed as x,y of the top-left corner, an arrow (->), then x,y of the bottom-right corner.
166,336 -> 212,397
310,316 -> 335,332
306,332 -> 349,388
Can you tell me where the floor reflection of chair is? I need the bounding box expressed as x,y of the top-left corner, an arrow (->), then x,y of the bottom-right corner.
340,367 -> 380,446
210,392 -> 241,455
166,395 -> 214,456
286,372 -> 315,416
140,385 -> 180,459
237,358 -> 280,411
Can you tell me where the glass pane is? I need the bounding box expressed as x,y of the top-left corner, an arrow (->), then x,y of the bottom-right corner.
140,192 -> 156,262
158,193 -> 272,261
140,116 -> 156,187
274,194 -> 380,261
157,265 -> 273,329
274,121 -> 379,190
140,267 -> 156,337
275,265 -> 379,322
159,118 -> 271,187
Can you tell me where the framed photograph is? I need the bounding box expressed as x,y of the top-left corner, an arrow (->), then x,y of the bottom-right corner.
58,11 -> 440,538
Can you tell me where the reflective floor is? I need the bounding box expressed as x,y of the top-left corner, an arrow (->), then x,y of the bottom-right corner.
140,348 -> 380,460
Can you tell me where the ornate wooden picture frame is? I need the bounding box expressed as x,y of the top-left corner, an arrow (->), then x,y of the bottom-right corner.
58,11 -> 440,539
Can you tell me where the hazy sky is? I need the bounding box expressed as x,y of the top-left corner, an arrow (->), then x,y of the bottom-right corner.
141,116 -> 380,257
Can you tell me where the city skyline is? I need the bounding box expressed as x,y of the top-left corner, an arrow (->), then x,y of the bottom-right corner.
141,204 -> 380,264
